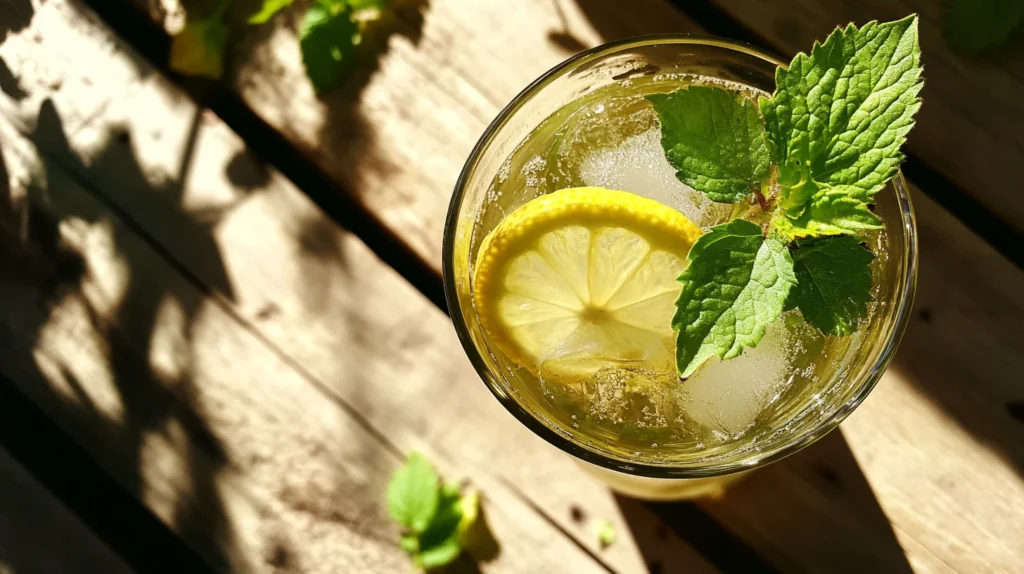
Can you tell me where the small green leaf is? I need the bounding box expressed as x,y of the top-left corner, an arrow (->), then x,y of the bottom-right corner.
944,0 -> 1024,55
595,519 -> 616,548
248,0 -> 293,24
771,182 -> 883,239
416,483 -> 464,569
417,537 -> 462,570
300,3 -> 360,94
788,235 -> 875,335
674,219 -> 796,377
761,16 -> 923,239
169,16 -> 228,79
399,534 -> 419,555
387,452 -> 439,533
647,87 -> 770,203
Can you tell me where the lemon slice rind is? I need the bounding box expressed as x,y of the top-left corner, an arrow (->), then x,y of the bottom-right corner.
473,187 -> 702,376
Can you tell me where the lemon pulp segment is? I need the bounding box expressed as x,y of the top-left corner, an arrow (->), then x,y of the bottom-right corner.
472,187 -> 702,377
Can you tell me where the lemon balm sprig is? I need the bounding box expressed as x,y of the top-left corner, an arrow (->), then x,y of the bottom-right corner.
648,16 -> 924,378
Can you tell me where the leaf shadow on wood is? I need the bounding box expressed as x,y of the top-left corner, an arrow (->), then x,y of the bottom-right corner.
225,145 -> 271,190
0,0 -> 33,43
0,98 -> 262,572
568,0 -> 703,44
0,56 -> 28,101
231,0 -> 434,245
548,0 -> 587,53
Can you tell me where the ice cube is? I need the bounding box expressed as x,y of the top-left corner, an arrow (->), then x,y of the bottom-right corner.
680,321 -> 795,437
579,128 -> 716,225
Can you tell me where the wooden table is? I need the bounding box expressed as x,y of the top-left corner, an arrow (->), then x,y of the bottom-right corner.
1,0 -> 1022,572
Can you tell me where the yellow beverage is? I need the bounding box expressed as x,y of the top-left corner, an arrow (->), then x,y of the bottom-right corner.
443,38 -> 915,493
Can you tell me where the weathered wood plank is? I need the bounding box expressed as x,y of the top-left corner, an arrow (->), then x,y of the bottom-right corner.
0,3 -> 720,572
0,105 -> 620,574
175,0 -> 1024,571
13,0 -> 1024,572
0,446 -> 137,574
0,2 -> 722,572
702,0 -> 1024,236
229,0 -> 705,268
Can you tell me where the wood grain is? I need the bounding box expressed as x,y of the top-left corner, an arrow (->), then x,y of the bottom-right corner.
224,0 -> 1024,571
702,0 -> 1024,235
7,0 -> 1024,572
0,99 -> 626,574
229,0 -> 705,269
0,2 -> 717,572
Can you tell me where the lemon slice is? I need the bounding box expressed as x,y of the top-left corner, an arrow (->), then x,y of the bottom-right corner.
473,187 -> 702,377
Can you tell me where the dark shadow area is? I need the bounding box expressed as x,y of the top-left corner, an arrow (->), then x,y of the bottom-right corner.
616,431 -> 914,573
0,372 -> 213,574
0,0 -> 33,43
0,56 -> 28,101
436,501 -> 501,574
891,278 -> 1024,478
571,0 -> 704,42
620,495 -> 778,573
225,145 -> 271,190
548,0 -> 587,53
0,98 -> 247,572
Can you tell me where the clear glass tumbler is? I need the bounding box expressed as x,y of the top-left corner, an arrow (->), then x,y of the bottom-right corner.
442,36 -> 917,499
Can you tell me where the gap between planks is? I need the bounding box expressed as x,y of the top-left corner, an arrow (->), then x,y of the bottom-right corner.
14,0 -> 1024,568
0,3 -> 721,571
0,109 -> 622,574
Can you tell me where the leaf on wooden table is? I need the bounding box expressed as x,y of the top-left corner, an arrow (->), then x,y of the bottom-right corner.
299,2 -> 361,95
170,14 -> 228,79
387,452 -> 439,533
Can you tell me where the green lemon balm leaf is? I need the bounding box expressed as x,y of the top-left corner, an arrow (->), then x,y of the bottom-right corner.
647,87 -> 770,203
399,534 -> 419,555
416,484 -> 465,569
300,3 -> 360,94
772,182 -> 883,239
387,452 -> 439,533
944,0 -> 1024,55
169,16 -> 228,79
761,16 -> 923,239
417,537 -> 462,570
249,0 -> 293,24
788,235 -> 875,335
674,220 -> 796,377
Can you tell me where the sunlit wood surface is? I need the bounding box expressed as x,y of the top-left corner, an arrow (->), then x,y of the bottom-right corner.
0,0 -> 1022,572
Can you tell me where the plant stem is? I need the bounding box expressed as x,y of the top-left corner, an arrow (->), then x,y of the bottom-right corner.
753,187 -> 769,212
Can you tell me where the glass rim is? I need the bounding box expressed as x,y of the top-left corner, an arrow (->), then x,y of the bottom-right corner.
442,34 -> 919,478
